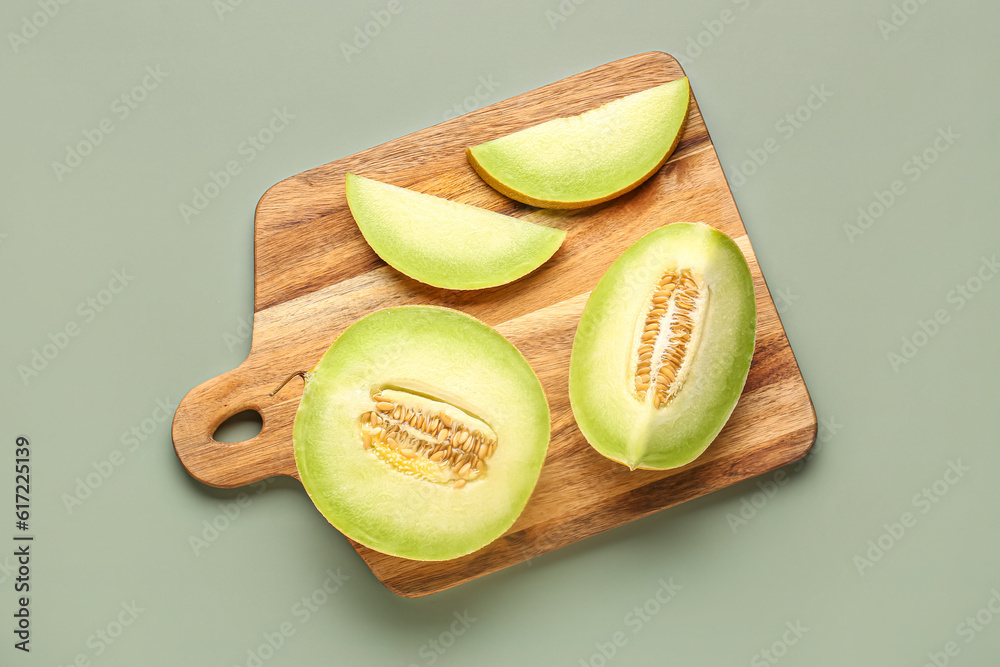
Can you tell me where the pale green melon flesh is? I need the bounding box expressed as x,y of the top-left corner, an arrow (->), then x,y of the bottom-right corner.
467,78 -> 690,208
569,223 -> 756,470
293,306 -> 550,561
345,174 -> 566,290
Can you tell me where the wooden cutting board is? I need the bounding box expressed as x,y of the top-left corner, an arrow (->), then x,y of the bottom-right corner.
172,52 -> 816,597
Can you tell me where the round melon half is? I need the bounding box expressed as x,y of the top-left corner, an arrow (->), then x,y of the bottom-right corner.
293,306 -> 551,561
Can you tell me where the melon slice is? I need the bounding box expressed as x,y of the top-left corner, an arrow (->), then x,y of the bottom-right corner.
466,77 -> 690,209
345,174 -> 565,290
293,306 -> 551,561
569,222 -> 756,470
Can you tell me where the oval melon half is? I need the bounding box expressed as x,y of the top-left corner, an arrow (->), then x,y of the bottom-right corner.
293,306 -> 551,561
569,223 -> 756,470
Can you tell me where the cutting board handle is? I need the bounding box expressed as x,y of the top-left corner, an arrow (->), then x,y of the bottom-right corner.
172,360 -> 302,488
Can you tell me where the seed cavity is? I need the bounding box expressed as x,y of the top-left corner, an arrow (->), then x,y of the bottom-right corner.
634,268 -> 708,409
359,388 -> 497,488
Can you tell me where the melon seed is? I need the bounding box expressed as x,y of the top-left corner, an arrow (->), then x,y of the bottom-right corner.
634,268 -> 707,408
362,389 -> 499,485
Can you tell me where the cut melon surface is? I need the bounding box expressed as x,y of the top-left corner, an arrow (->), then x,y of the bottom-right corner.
293,306 -> 551,561
569,222 -> 756,470
466,77 -> 690,209
345,174 -> 565,290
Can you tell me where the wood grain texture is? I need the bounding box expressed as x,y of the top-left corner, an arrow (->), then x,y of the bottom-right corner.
171,52 -> 816,597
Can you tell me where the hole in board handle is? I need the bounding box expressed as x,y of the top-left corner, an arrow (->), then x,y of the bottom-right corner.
213,410 -> 263,443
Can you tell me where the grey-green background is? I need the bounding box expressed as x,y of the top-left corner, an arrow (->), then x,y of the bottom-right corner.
2,0 -> 998,665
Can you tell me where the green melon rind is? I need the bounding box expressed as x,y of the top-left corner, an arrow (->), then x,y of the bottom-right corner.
466,78 -> 690,209
568,223 -> 756,470
345,174 -> 566,290
293,306 -> 551,561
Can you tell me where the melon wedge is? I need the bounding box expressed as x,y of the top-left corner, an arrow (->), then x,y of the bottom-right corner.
569,223 -> 756,470
293,306 -> 551,561
466,77 -> 690,209
345,174 -> 566,290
